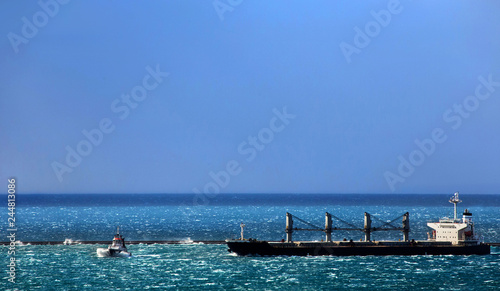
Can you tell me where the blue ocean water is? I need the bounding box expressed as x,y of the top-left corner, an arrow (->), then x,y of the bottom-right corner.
2,194 -> 500,290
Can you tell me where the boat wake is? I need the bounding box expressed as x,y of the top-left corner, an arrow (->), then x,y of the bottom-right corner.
63,238 -> 80,245
134,254 -> 161,258
96,248 -> 131,257
180,237 -> 204,244
96,248 -> 110,257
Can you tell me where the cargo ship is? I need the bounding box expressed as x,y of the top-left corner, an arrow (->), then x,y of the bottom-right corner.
226,192 -> 490,256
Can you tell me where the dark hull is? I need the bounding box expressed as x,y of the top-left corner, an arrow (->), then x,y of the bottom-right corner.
227,241 -> 491,256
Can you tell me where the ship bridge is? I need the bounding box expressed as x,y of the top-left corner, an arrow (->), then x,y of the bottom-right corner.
427,192 -> 478,245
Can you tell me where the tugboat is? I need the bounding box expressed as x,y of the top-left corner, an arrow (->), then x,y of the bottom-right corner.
226,192 -> 490,256
96,227 -> 132,257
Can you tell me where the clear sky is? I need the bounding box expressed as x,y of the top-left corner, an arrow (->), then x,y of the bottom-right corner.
1,1 -> 500,194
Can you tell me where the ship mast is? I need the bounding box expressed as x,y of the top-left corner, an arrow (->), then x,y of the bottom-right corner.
449,192 -> 462,221
240,223 -> 245,240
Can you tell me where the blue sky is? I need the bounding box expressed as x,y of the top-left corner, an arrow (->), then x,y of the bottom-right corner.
1,0 -> 499,194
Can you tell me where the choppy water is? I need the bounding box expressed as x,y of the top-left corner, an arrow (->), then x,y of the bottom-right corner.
1,194 -> 500,290
3,244 -> 500,290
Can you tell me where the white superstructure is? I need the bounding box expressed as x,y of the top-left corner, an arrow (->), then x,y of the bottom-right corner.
427,192 -> 479,245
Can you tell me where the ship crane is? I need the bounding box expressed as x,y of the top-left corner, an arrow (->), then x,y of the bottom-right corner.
285,212 -> 410,242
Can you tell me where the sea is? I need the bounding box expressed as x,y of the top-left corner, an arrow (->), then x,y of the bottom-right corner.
1,194 -> 500,290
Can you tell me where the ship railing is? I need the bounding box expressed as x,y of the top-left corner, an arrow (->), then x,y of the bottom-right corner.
438,217 -> 461,223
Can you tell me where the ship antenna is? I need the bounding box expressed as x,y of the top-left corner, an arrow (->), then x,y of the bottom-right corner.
449,192 -> 462,221
117,226 -> 120,235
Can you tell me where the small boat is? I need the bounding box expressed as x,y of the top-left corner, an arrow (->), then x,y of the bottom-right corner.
96,227 -> 132,257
